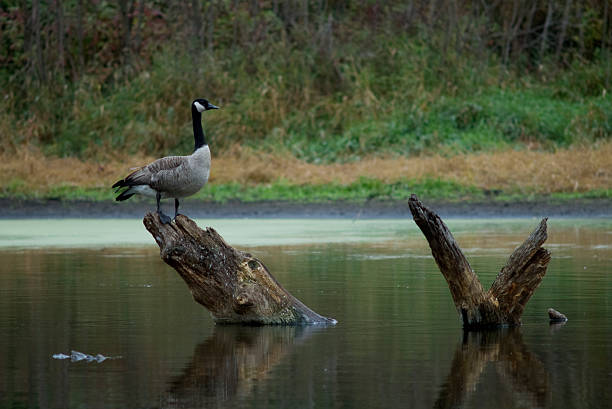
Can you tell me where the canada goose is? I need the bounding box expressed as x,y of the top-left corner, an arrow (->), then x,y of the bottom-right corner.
112,98 -> 219,224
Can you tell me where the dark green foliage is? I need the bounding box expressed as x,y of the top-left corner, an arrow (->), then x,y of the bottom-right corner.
0,1 -> 611,160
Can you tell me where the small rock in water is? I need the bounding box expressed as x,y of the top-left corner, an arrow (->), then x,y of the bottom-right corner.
548,308 -> 568,322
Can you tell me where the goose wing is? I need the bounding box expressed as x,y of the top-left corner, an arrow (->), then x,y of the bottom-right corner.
147,155 -> 188,190
113,155 -> 185,189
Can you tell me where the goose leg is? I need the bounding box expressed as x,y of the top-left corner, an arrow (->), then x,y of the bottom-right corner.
156,191 -> 172,224
174,198 -> 180,219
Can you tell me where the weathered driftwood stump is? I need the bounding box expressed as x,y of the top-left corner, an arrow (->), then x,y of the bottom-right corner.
408,194 -> 551,329
144,213 -> 336,325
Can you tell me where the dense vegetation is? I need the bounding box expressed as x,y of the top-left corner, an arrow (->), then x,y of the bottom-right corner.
1,0 -> 610,164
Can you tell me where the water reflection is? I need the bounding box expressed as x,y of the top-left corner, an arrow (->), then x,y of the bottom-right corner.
435,329 -> 550,409
0,218 -> 610,409
163,325 -> 320,408
549,321 -> 567,333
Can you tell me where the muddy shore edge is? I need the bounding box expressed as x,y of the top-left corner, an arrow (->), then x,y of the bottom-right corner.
1,197 -> 610,219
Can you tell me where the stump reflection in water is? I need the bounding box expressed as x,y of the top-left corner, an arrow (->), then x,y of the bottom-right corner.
162,325 -> 321,408
434,329 -> 550,409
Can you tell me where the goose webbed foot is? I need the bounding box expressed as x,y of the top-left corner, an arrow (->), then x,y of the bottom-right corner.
156,192 -> 172,224
157,210 -> 172,225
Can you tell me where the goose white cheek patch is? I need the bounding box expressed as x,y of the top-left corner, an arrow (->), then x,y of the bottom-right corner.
194,101 -> 206,112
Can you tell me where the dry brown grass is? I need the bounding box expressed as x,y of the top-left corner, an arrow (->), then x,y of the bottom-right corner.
213,143 -> 611,193
2,142 -> 610,196
0,147 -> 150,193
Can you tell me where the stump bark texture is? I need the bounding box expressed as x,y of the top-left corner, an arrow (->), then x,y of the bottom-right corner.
408,195 -> 551,328
144,213 -> 336,325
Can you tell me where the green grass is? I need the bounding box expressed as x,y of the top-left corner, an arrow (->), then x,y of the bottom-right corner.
197,177 -> 484,202
0,179 -> 115,201
2,177 -> 609,204
273,89 -> 612,162
547,189 -> 612,201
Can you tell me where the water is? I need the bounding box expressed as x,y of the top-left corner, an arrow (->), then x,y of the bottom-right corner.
0,218 -> 610,408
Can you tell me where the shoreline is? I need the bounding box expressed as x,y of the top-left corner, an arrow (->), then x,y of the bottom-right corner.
1,197 -> 610,219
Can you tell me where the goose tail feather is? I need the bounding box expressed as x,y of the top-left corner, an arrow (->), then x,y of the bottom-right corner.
115,188 -> 135,202
111,179 -> 125,189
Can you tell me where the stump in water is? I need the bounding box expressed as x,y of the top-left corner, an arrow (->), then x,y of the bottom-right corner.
408,195 -> 551,329
143,213 -> 336,325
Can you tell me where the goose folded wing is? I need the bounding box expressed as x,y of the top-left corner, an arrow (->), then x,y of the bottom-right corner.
116,155 -> 184,188
148,156 -> 186,190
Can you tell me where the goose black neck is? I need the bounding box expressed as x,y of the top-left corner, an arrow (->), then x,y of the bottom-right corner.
192,106 -> 206,151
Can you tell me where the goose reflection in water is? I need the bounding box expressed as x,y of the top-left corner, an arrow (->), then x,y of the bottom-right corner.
434,328 -> 550,409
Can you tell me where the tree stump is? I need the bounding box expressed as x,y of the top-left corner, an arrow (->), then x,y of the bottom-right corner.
408,194 -> 551,329
143,213 -> 336,325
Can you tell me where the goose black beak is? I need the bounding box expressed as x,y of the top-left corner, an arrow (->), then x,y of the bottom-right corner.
208,104 -> 220,110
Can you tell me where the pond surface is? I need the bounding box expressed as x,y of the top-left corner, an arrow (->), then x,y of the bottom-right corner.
0,218 -> 611,409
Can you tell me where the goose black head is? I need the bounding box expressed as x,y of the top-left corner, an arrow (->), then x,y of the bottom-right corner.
192,98 -> 220,113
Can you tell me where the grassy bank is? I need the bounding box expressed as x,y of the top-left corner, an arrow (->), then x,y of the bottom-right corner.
1,2 -> 610,205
